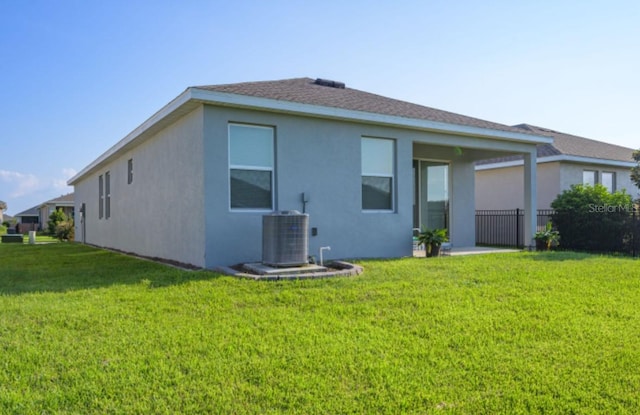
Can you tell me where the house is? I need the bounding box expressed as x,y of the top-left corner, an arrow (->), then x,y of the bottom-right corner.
68,78 -> 550,268
15,193 -> 75,232
14,205 -> 39,231
476,124 -> 637,210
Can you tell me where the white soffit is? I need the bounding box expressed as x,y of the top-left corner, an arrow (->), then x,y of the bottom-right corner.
69,87 -> 552,185
476,155 -> 636,171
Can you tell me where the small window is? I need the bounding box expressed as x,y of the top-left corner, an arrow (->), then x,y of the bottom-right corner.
583,170 -> 597,186
601,171 -> 615,193
128,158 -> 133,184
229,124 -> 274,210
98,175 -> 104,219
362,137 -> 395,211
105,171 -> 111,219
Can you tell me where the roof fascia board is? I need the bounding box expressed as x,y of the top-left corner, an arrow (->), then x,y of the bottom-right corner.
69,86 -> 553,185
189,88 -> 552,145
476,155 -> 635,171
68,89 -> 194,185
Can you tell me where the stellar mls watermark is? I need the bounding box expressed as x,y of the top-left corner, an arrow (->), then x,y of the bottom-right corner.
588,203 -> 639,213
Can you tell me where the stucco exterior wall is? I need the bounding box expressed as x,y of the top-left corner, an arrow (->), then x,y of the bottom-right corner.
202,106 -> 537,267
559,163 -> 637,199
74,107 -> 205,267
476,162 -> 561,210
72,102 -> 540,268
202,107 -> 412,267
476,161 -> 636,210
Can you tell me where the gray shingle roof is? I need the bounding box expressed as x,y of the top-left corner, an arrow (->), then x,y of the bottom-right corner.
44,193 -> 74,204
15,205 -> 39,217
515,124 -> 634,162
477,124 -> 635,165
195,77 -> 529,135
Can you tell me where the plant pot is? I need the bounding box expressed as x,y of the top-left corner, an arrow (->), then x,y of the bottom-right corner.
427,244 -> 441,257
535,239 -> 548,251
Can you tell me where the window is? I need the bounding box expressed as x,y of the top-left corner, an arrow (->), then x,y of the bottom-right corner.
583,170 -> 597,186
229,124 -> 274,210
98,175 -> 104,219
128,158 -> 133,184
601,171 -> 615,193
105,171 -> 111,219
362,137 -> 394,210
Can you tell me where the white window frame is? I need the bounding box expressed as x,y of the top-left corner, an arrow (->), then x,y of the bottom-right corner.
361,136 -> 395,212
583,170 -> 597,187
228,123 -> 275,212
601,171 -> 616,193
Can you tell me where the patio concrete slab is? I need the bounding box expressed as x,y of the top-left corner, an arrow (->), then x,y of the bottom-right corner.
413,246 -> 520,257
243,262 -> 328,275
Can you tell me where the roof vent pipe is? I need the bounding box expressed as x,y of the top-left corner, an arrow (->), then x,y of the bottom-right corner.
314,78 -> 346,89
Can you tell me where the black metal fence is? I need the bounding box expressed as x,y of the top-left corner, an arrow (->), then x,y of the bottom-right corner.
476,208 -> 640,256
475,209 -> 554,248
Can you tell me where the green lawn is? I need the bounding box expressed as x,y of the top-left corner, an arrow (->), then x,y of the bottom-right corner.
1,243 -> 639,414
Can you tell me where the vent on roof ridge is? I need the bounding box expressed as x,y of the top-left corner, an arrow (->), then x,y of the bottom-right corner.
314,78 -> 346,89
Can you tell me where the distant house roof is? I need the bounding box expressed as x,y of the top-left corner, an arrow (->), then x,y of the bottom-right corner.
42,193 -> 74,206
69,77 -> 551,185
15,205 -> 39,217
15,193 -> 74,217
477,124 -> 636,168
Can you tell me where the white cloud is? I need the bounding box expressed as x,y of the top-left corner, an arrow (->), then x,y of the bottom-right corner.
52,168 -> 77,191
0,170 -> 41,197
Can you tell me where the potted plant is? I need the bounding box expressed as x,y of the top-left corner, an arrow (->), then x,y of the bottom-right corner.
417,227 -> 448,257
534,222 -> 560,251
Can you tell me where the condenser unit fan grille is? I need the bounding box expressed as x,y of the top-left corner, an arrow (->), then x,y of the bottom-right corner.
262,211 -> 309,267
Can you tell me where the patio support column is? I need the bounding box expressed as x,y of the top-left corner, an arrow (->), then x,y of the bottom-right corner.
523,150 -> 537,249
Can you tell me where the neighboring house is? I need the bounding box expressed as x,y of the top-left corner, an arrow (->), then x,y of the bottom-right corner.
15,193 -> 75,232
476,124 -> 637,210
15,205 -> 40,231
68,77 -> 550,268
39,193 -> 75,227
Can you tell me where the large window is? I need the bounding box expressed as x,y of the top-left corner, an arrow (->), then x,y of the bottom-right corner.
601,171 -> 615,193
362,137 -> 394,211
583,170 -> 597,186
229,124 -> 274,210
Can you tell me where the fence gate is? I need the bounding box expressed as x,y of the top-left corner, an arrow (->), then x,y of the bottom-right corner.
475,209 -> 554,248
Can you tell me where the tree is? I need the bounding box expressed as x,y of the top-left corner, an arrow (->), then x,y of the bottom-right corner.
47,209 -> 67,235
0,200 -> 6,212
54,219 -> 75,241
551,184 -> 633,253
631,149 -> 640,192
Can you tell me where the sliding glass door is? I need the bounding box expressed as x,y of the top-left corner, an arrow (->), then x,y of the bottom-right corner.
413,160 -> 449,230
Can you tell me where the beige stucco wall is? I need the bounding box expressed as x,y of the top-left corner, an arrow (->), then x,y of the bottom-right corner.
476,161 -> 636,210
559,163 -> 637,199
73,106 -> 206,267
476,162 -> 561,210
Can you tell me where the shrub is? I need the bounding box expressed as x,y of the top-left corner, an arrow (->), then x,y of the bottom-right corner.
0,224 -> 6,235
551,184 -> 633,253
54,220 -> 75,241
47,210 -> 67,235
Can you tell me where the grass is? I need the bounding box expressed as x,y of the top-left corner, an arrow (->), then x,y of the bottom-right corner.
0,232 -> 58,244
1,244 -> 640,414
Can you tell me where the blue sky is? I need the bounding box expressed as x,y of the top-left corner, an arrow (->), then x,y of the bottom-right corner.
1,0 -> 639,215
